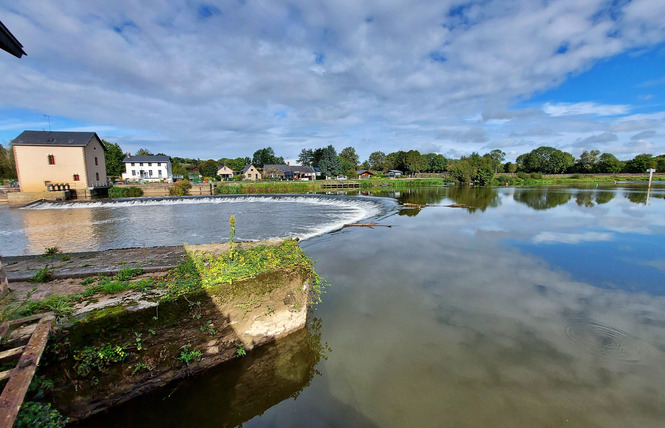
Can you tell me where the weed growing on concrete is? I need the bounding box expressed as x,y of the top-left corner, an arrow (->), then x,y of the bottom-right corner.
80,277 -> 96,286
131,362 -> 153,376
116,267 -> 144,281
30,266 -> 53,283
75,343 -> 128,377
199,320 -> 216,337
42,247 -> 60,258
134,332 -> 143,351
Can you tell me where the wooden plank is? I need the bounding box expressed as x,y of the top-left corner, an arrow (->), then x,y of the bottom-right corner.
0,346 -> 24,363
0,316 -> 53,428
0,370 -> 11,382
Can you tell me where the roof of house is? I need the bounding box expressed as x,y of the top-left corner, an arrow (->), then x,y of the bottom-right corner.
263,164 -> 289,173
264,164 -> 314,174
123,155 -> 171,163
241,164 -> 256,174
357,170 -> 374,175
289,165 -> 315,173
12,131 -> 105,151
389,170 -> 403,173
0,20 -> 26,58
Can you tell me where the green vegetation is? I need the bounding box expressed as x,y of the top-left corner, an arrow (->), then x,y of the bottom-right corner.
74,343 -> 128,376
177,345 -> 202,365
116,267 -> 144,281
236,342 -> 246,357
215,181 -> 315,194
30,266 -> 54,283
109,186 -> 144,198
15,402 -> 68,428
169,179 -> 192,196
43,247 -> 60,258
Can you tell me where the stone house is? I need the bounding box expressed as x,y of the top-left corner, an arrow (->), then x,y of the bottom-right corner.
242,164 -> 260,181
217,165 -> 234,180
11,131 -> 109,192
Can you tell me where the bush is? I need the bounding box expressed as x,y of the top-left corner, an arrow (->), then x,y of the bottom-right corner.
516,171 -> 529,180
109,186 -> 143,198
16,402 -> 68,428
530,172 -> 543,179
169,180 -> 192,196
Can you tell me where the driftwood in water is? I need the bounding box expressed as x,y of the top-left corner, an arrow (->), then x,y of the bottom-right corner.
342,222 -> 392,229
403,203 -> 425,209
403,203 -> 475,209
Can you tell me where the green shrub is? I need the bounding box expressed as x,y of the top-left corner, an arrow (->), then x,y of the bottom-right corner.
530,172 -> 543,179
30,266 -> 53,283
16,402 -> 68,428
109,186 -> 144,198
116,267 -> 144,281
169,180 -> 191,196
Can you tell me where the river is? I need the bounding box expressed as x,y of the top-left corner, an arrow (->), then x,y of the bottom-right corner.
2,184 -> 665,427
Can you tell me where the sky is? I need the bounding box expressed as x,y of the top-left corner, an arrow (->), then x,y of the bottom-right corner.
1,0 -> 665,163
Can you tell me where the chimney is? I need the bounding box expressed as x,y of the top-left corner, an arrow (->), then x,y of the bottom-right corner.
126,152 -> 131,157
287,161 -> 290,166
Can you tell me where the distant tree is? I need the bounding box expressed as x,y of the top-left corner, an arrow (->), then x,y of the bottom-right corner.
368,151 -> 387,171
0,143 -> 17,179
486,149 -> 506,173
361,160 -> 371,170
503,162 -> 517,173
103,140 -> 125,177
404,150 -> 426,175
339,147 -> 360,167
574,150 -> 600,173
597,152 -> 622,173
655,155 -> 665,172
424,153 -> 447,173
517,146 -> 574,174
200,159 -> 219,177
623,153 -> 656,173
447,153 -> 494,185
297,149 -> 315,167
339,157 -> 356,177
219,157 -> 251,171
252,147 -> 284,169
318,145 -> 341,177
135,148 -> 154,156
172,160 -> 187,177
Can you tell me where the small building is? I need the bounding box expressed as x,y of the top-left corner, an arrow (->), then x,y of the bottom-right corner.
242,164 -> 260,181
11,130 -> 109,192
357,170 -> 374,179
388,170 -> 403,178
121,155 -> 172,182
217,165 -> 234,180
263,164 -> 315,180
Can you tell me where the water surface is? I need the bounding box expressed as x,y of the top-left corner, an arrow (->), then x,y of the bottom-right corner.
3,185 -> 665,427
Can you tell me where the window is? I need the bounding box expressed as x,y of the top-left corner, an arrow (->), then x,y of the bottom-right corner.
73,174 -> 80,181
148,162 -> 152,166
96,172 -> 100,181
140,162 -> 144,166
132,170 -> 136,176
95,157 -> 98,166
149,170 -> 153,177
48,154 -> 55,165
157,163 -> 161,166
158,170 -> 162,177
131,162 -> 135,166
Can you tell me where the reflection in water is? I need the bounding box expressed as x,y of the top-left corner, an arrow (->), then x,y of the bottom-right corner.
78,318 -> 331,427
514,187 -> 572,210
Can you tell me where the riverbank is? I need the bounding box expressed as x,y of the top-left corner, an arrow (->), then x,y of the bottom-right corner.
0,239 -> 321,424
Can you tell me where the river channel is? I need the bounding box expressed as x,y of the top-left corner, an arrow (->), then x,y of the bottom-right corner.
1,185 -> 665,427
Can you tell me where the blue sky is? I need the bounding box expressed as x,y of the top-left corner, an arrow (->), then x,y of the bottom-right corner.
1,0 -> 665,162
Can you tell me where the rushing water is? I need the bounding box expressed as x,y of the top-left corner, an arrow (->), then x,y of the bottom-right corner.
3,185 -> 665,427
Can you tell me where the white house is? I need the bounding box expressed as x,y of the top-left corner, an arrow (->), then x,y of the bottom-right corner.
122,155 -> 173,182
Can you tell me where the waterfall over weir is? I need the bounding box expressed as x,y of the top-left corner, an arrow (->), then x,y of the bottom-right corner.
3,195 -> 392,255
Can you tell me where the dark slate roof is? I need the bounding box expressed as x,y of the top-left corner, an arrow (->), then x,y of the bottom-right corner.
0,20 -> 26,58
357,170 -> 374,174
123,155 -> 171,163
12,131 -> 105,150
263,164 -> 290,173
241,164 -> 256,174
289,165 -> 315,173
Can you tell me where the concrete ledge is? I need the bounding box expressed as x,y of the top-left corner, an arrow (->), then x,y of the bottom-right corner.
7,191 -> 69,207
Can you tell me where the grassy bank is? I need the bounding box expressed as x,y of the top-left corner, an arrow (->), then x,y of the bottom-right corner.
492,173 -> 665,187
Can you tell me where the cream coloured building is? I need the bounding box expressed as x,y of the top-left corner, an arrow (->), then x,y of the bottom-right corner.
12,131 -> 109,192
241,164 -> 260,181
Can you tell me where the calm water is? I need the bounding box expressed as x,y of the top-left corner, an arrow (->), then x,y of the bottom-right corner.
3,185 -> 665,427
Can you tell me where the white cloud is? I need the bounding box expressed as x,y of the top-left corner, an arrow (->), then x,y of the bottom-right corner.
0,0 -> 664,160
543,102 -> 631,117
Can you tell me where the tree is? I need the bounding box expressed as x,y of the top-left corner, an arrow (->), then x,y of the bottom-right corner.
339,147 -> 359,167
623,153 -> 656,173
297,149 -> 315,166
339,157 -> 356,177
446,153 -> 494,185
0,143 -> 17,179
574,150 -> 600,173
252,147 -> 284,169
404,150 -> 426,175
135,148 -> 154,156
487,149 -> 505,173
596,153 -> 622,173
318,145 -> 341,177
517,146 -> 574,174
219,157 -> 251,171
200,159 -> 219,178
424,153 -> 447,172
103,140 -> 125,177
368,151 -> 387,171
